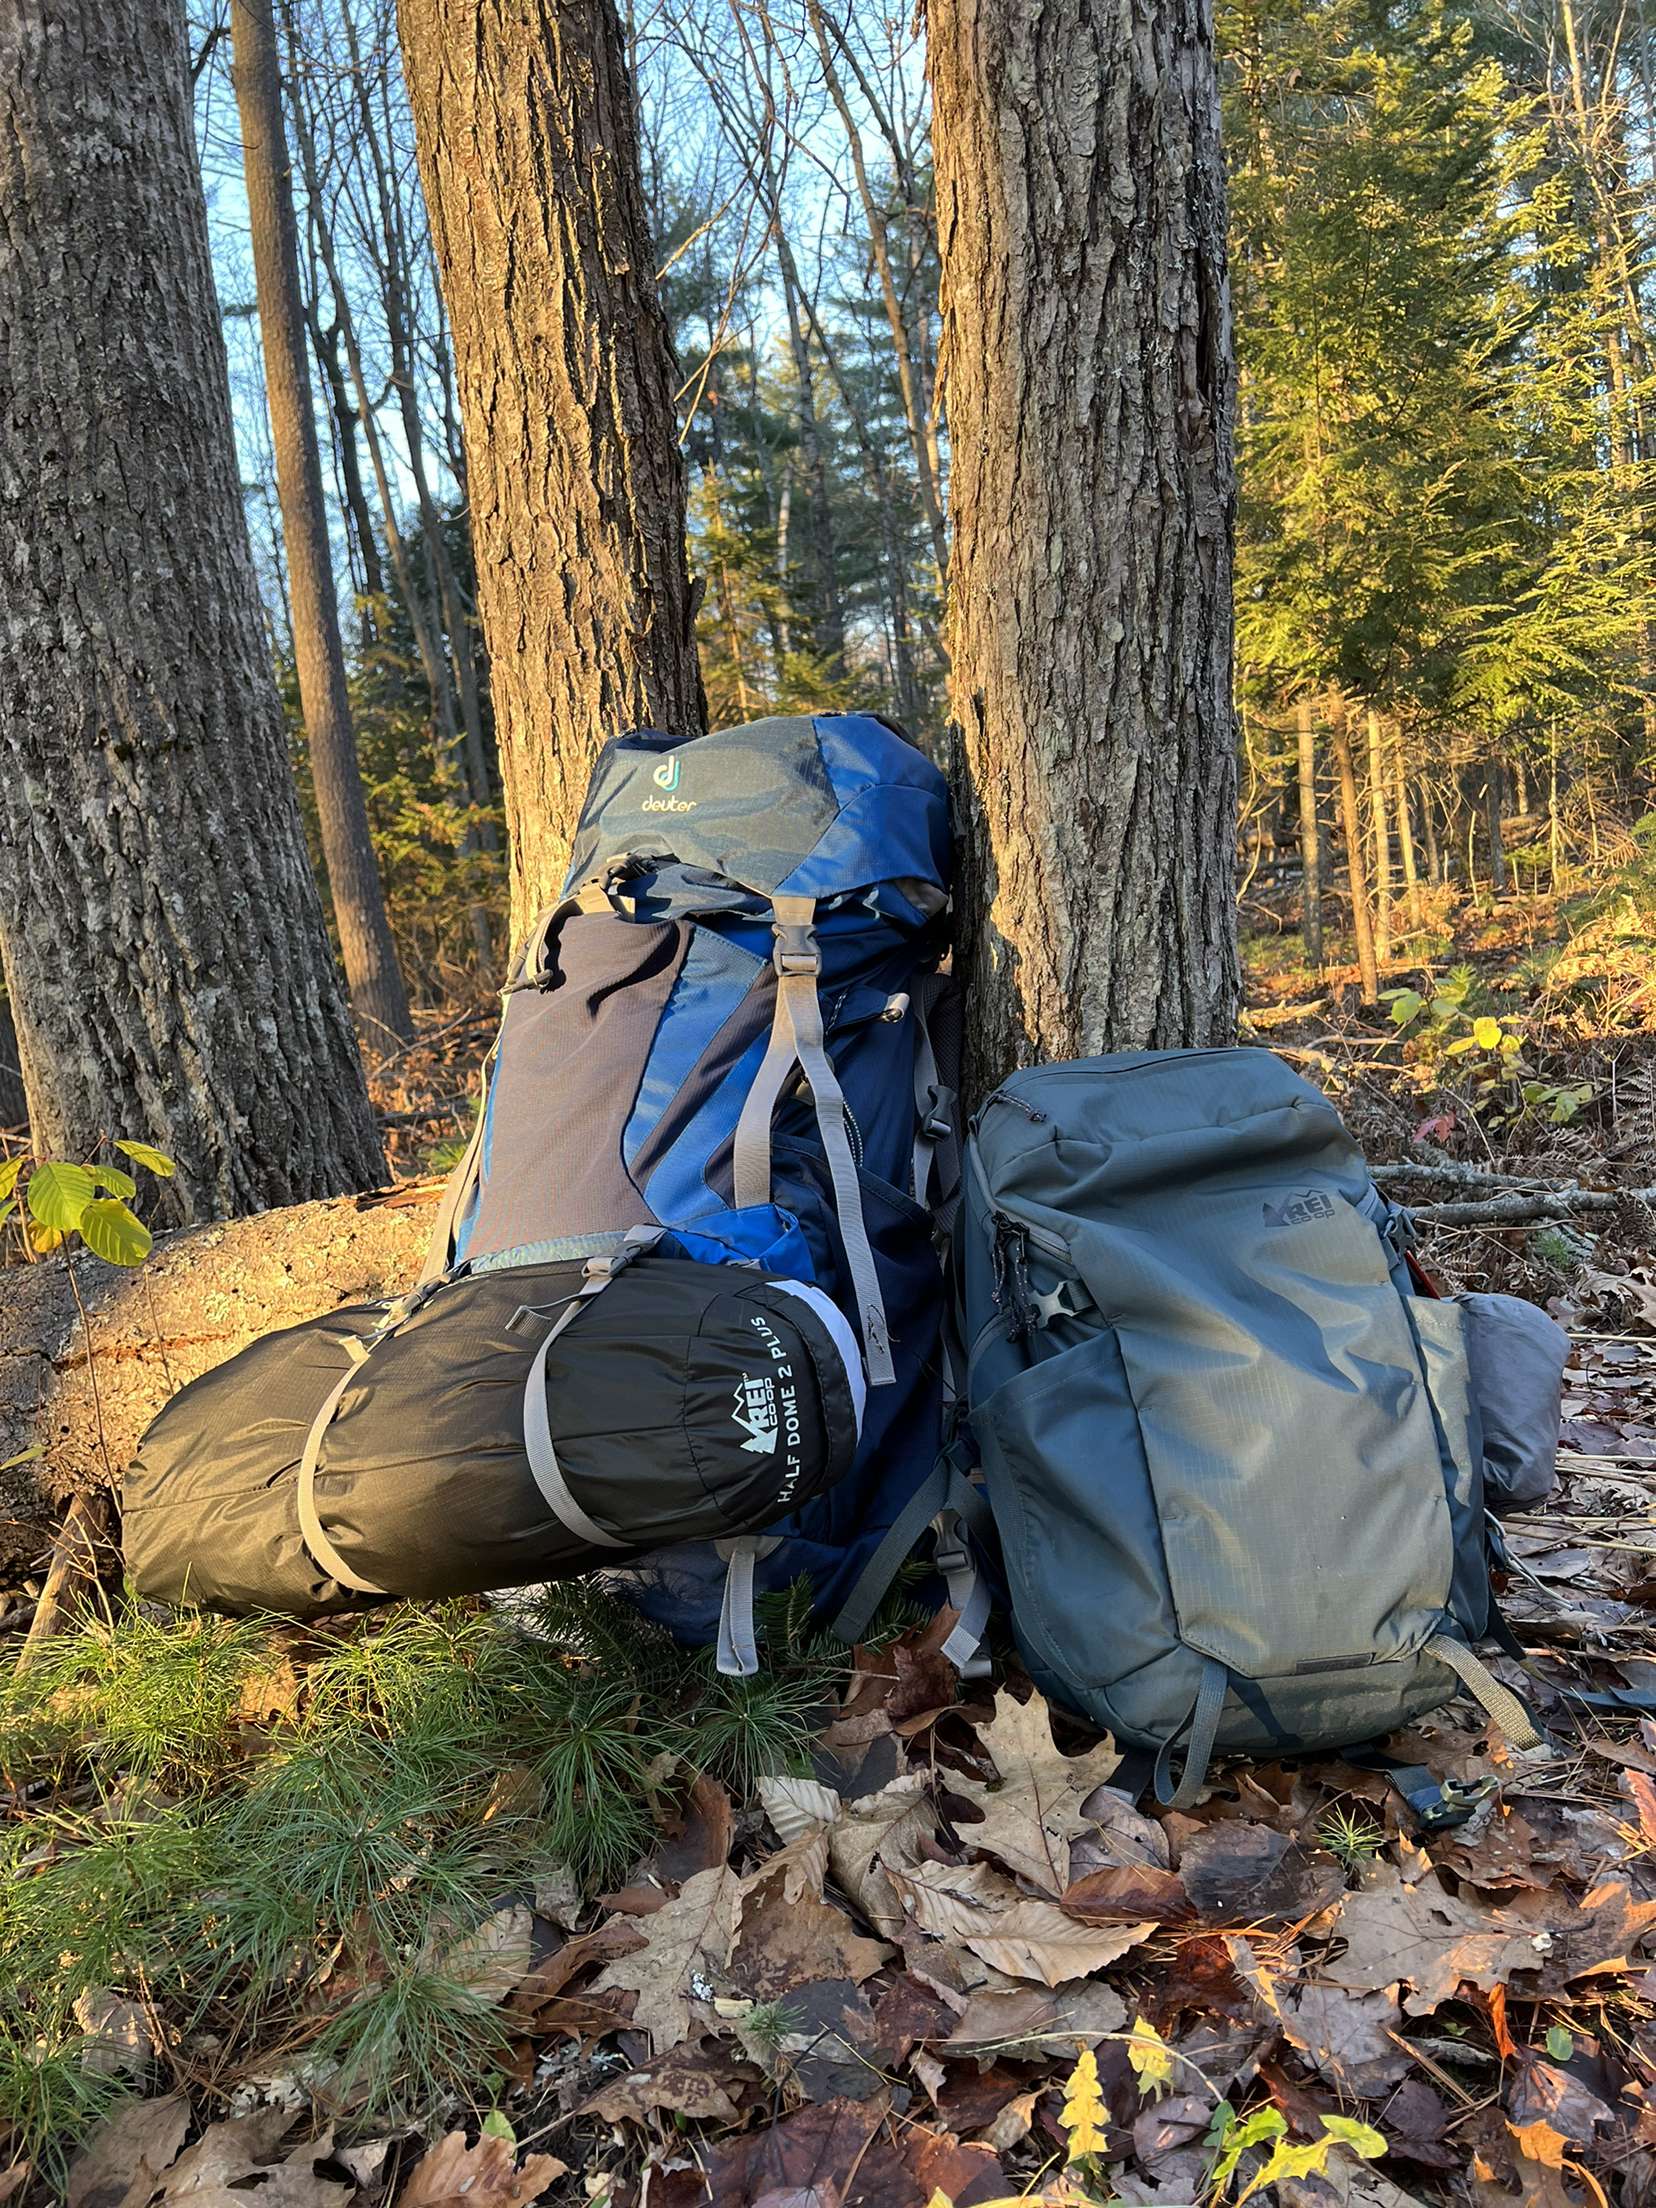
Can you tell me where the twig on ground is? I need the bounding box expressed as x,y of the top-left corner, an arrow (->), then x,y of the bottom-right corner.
15,1496 -> 102,1673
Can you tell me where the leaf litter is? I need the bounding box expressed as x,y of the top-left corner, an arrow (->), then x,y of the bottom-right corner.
29,1303 -> 1656,2207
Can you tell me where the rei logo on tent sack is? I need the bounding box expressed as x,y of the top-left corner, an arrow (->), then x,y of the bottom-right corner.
731,1373 -> 779,1455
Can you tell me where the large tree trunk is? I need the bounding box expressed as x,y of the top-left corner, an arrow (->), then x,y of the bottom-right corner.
397,0 -> 703,942
0,1188 -> 436,1575
0,0 -> 385,1218
230,0 -> 413,1050
930,0 -> 1239,1088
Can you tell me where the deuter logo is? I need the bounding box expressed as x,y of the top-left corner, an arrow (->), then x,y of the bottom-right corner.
643,751 -> 695,813
731,1372 -> 778,1455
1263,1190 -> 1337,1227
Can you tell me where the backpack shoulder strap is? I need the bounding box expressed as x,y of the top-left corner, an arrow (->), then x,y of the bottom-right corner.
731,893 -> 896,1386
828,1453 -> 993,1672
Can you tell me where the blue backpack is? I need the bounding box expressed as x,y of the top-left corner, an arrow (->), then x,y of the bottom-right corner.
422,712 -> 957,1662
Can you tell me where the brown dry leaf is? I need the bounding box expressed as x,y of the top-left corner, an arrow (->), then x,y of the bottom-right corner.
768,1977 -> 885,2102
1317,1859 -> 1545,2015
744,1822 -> 831,1905
951,1686 -> 1122,1894
397,2130 -> 566,2208
887,1855 -> 1020,1940
0,2168 -> 26,2208
653,1772 -> 735,1887
1279,1980 -> 1412,2096
420,1902 -> 534,2001
68,2096 -> 192,2208
1507,2055 -> 1617,2145
854,2120 -> 1010,2208
1177,1821 -> 1344,1925
1621,1768 -> 1656,1845
1509,2117 -> 1571,2171
1061,1862 -> 1191,1924
235,1652 -> 303,1726
590,1862 -> 744,2053
582,2036 -> 754,2126
961,1898 -> 1157,1988
757,1772 -> 839,1841
704,2094 -> 886,2208
824,1774 -> 939,1937
156,2113 -> 353,2207
730,1862 -> 892,1998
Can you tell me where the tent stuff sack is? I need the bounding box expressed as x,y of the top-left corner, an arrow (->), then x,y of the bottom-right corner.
833,1047 -> 1559,1802
421,711 -> 958,1634
123,1246 -> 864,1662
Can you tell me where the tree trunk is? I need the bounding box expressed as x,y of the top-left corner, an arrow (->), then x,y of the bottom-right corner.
1296,695 -> 1323,969
1392,732 -> 1422,929
0,0 -> 385,1218
0,1187 -> 436,1572
230,0 -> 412,1049
397,0 -> 703,942
931,0 -> 1239,1085
1331,717 -> 1380,1003
1365,702 -> 1392,966
1485,760 -> 1507,894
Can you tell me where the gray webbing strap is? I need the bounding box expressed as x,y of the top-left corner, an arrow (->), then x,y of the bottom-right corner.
731,894 -> 895,1387
520,1237 -> 661,1551
1154,1657 -> 1229,1810
1427,1633 -> 1543,1749
934,1505 -> 993,1676
715,1535 -> 783,1677
911,986 -> 943,1207
828,1463 -> 992,1652
296,1336 -> 386,1596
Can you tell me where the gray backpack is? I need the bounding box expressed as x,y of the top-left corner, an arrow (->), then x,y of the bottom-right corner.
835,1049 -> 1565,1804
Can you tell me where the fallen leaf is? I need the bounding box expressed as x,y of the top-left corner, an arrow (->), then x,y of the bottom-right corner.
950,1687 -> 1122,1895
582,2036 -> 754,2125
853,2121 -> 1009,2207
157,2113 -> 353,2207
653,1773 -> 735,1887
962,1899 -> 1157,1988
824,1774 -> 939,1936
1317,1860 -> 1548,2015
72,1989 -> 156,2079
1279,1981 -> 1412,2096
730,1863 -> 891,1998
68,2096 -> 192,2208
0,2168 -> 26,2208
887,1856 -> 1021,1941
398,2130 -> 566,2207
421,1902 -> 534,2001
1178,1822 -> 1344,1926
1506,2054 -> 1617,2145
704,2095 -> 885,2208
758,1772 -> 840,1842
591,1863 -> 743,2053
745,1823 -> 832,1905
507,1915 -> 646,2018
1061,1863 -> 1191,1924
770,1977 -> 885,2102
1379,2080 -> 1459,2170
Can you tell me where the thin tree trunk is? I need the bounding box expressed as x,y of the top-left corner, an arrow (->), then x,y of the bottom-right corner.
398,0 -> 703,939
1331,717 -> 1380,1004
1549,723 -> 1562,888
1423,783 -> 1443,885
1392,729 -> 1421,929
231,0 -> 412,1048
1296,695 -> 1323,969
0,0 -> 384,1217
1485,760 -> 1507,895
930,0 -> 1239,1083
1365,702 -> 1392,966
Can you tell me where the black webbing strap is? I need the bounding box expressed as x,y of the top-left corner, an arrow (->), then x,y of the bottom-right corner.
1153,1658 -> 1230,1810
828,1455 -> 991,1649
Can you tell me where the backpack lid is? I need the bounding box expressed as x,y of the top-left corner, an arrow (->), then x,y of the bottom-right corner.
564,713 -> 949,916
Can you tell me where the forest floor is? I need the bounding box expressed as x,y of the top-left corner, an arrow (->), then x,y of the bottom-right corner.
7,871 -> 1656,2208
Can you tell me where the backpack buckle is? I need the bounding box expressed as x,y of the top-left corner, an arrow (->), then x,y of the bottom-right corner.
772,917 -> 820,977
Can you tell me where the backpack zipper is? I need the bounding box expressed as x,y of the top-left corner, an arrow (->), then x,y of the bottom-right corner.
984,1088 -> 1048,1123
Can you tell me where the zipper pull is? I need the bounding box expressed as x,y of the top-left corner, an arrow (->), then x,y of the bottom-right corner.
987,1088 -> 1048,1124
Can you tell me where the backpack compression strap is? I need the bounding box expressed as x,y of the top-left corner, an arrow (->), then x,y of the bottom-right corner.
828,1458 -> 993,1672
732,894 -> 896,1386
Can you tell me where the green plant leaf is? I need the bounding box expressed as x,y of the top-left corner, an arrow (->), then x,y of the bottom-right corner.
1473,1016 -> 1503,1050
480,2110 -> 515,2144
0,1154 -> 24,1200
1545,2024 -> 1574,2060
77,1198 -> 153,1267
26,1162 -> 96,1232
1445,1036 -> 1480,1055
114,1140 -> 176,1178
0,1444 -> 44,1472
1210,2105 -> 1287,2192
88,1164 -> 137,1200
1387,989 -> 1424,1026
1320,2114 -> 1386,2160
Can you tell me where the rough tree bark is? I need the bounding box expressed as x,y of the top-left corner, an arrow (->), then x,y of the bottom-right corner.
397,0 -> 703,941
930,0 -> 1240,1087
0,0 -> 385,1217
230,0 -> 413,1048
0,1189 -> 436,1573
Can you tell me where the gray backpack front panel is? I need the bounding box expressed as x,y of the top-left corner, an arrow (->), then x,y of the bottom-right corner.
961,1050 -> 1494,1768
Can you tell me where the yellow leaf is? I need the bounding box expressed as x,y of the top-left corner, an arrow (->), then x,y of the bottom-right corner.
1125,2013 -> 1175,2100
1058,2044 -> 1108,2161
1473,1015 -> 1503,1050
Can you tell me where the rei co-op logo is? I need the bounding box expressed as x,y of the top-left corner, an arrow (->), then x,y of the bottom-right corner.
731,1372 -> 779,1455
1262,1189 -> 1337,1228
643,751 -> 695,813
